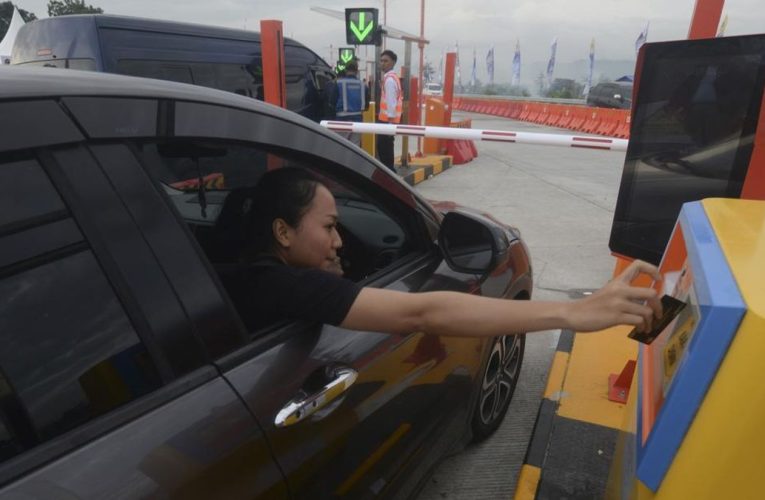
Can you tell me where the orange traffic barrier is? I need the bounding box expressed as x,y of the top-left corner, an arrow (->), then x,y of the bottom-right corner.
445,117 -> 478,164
557,107 -> 573,128
595,109 -> 617,136
449,97 -> 631,139
612,111 -> 631,138
582,109 -> 601,133
569,107 -> 587,131
545,104 -> 563,127
519,103 -> 531,120
527,103 -> 541,123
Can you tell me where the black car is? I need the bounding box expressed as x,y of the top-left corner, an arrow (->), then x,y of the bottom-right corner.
0,66 -> 532,499
586,81 -> 633,109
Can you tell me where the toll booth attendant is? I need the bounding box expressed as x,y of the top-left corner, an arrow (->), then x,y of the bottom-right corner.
377,49 -> 403,172
326,60 -> 367,147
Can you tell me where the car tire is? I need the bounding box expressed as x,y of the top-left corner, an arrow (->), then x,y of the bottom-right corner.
470,333 -> 525,442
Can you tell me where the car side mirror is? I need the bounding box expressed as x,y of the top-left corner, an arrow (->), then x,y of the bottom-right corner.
438,212 -> 498,274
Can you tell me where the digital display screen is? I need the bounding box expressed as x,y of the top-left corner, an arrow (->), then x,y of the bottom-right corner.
610,34 -> 765,264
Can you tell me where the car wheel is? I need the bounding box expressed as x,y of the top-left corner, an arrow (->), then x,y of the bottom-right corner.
471,333 -> 525,442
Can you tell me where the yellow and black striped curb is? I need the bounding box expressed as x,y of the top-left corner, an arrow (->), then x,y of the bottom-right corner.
515,329 -> 623,500
395,155 -> 453,186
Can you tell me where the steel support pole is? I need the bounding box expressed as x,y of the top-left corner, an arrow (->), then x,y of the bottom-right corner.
400,39 -> 412,167
443,52 -> 456,127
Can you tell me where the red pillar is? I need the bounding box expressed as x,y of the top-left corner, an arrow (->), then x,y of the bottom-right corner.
687,0 -> 725,39
260,20 -> 287,108
741,91 -> 765,200
409,77 -> 420,125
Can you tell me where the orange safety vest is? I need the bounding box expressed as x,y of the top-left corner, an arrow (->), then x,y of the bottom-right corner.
378,71 -> 403,123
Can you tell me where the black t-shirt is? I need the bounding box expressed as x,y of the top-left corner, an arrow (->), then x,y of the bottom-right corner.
219,257 -> 363,332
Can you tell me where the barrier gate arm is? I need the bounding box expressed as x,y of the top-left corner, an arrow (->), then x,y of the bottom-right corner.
320,120 -> 628,152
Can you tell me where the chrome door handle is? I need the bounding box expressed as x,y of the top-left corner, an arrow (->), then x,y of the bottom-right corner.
274,367 -> 358,427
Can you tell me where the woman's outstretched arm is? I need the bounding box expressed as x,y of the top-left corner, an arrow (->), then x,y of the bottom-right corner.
341,259 -> 662,337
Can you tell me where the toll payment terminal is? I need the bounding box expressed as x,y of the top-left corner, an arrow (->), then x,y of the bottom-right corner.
605,33 -> 765,498
609,198 -> 765,498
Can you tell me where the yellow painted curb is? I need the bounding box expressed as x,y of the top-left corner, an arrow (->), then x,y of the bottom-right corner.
543,351 -> 570,400
557,327 -> 638,429
513,464 -> 541,500
412,169 -> 425,185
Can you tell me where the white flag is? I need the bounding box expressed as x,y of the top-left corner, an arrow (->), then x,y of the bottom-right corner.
471,48 -> 477,87
635,22 -> 650,53
511,40 -> 521,87
455,41 -> 462,87
584,38 -> 595,96
717,15 -> 729,37
486,46 -> 495,85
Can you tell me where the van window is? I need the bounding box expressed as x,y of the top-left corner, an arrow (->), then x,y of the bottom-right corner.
117,60 -> 193,84
0,158 -> 163,465
117,60 -> 263,98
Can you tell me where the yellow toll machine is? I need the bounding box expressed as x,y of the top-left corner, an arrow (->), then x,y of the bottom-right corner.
609,197 -> 765,498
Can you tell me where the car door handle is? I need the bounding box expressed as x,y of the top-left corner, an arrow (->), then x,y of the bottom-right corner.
274,367 -> 358,428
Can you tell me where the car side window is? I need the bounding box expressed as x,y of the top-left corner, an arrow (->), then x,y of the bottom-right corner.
0,158 -> 164,466
134,140 -> 415,326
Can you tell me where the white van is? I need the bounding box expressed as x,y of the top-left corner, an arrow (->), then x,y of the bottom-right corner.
423,82 -> 443,96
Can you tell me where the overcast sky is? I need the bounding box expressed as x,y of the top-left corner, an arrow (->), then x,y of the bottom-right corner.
15,0 -> 765,82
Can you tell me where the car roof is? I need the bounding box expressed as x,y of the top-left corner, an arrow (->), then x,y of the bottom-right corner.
0,65 -> 311,125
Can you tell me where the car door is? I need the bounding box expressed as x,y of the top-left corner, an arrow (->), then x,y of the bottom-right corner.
128,137 -> 490,499
0,98 -> 287,499
100,96 -> 495,498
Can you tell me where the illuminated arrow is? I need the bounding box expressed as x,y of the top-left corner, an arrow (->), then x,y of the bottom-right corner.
340,50 -> 354,63
350,12 -> 374,42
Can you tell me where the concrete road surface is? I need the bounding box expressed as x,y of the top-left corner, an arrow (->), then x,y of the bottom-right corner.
413,111 -> 628,499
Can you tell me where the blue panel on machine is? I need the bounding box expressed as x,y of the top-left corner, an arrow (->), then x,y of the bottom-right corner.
635,201 -> 746,490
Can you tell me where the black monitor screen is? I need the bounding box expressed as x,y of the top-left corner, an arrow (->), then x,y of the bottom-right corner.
610,34 -> 765,265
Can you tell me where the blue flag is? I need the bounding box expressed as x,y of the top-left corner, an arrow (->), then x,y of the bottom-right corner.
546,37 -> 557,89
512,40 -> 521,87
486,46 -> 495,85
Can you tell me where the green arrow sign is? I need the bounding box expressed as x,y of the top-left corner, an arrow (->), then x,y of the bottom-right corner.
345,8 -> 379,45
350,12 -> 374,42
340,49 -> 354,64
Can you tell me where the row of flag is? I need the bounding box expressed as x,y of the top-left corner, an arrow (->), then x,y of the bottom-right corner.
436,37 -> 592,90
439,41 -> 519,87
433,15 -> 730,90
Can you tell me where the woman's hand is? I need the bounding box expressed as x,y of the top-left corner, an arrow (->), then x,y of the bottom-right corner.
565,260 -> 663,333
